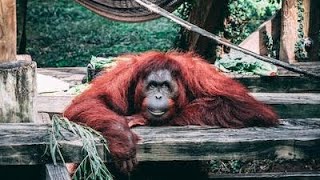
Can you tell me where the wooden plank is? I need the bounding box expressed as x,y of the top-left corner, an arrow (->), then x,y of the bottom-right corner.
45,164 -> 70,180
236,76 -> 320,93
36,93 -> 320,118
276,66 -> 320,77
208,171 -> 320,179
37,95 -> 73,114
37,67 -> 320,92
273,104 -> 320,119
37,67 -> 86,87
36,113 -> 51,124
0,118 -> 319,165
0,0 -> 16,62
252,93 -> 320,104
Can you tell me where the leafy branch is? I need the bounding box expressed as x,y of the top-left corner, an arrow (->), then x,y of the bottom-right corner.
49,115 -> 113,180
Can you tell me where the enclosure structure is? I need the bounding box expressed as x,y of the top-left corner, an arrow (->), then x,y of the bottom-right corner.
0,0 -> 37,123
1,66 -> 320,179
185,0 -> 319,64
1,0 -> 320,179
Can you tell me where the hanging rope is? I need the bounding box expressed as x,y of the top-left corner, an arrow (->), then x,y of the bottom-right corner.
133,0 -> 320,79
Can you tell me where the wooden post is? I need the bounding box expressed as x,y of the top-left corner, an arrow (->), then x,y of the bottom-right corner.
302,0 -> 310,37
0,0 -> 37,123
0,0 -> 17,61
45,164 -> 71,180
279,0 -> 298,63
181,0 -> 229,62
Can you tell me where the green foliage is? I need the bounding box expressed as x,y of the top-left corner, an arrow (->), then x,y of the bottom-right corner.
175,1 -> 194,20
263,30 -> 279,58
49,115 -> 113,180
26,0 -> 180,67
294,0 -> 308,59
225,0 -> 281,44
67,83 -> 89,95
24,0 -> 282,67
215,51 -> 278,76
210,160 -> 243,173
89,56 -> 118,70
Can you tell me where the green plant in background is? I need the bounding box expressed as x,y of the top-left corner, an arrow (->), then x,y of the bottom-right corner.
23,0 -> 282,67
26,0 -> 180,67
175,0 -> 194,20
226,0 -> 281,44
294,0 -> 309,59
210,160 -> 243,173
215,51 -> 278,76
262,30 -> 279,58
49,115 -> 113,180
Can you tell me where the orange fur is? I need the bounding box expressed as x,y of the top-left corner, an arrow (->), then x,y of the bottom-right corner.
64,51 -> 279,172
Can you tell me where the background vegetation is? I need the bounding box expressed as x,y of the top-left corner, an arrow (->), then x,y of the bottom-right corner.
26,0 -> 180,67
226,0 -> 280,44
23,0 -> 279,67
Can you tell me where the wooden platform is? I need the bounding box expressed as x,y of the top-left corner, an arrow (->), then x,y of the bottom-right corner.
0,118 -> 319,164
0,118 -> 319,179
36,93 -> 320,119
1,66 -> 319,179
37,64 -> 320,93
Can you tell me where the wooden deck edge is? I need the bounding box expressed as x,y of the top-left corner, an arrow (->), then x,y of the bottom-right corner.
0,119 -> 319,165
37,67 -> 320,93
36,93 -> 320,118
45,164 -> 70,180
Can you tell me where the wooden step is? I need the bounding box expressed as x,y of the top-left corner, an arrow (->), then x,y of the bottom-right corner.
36,93 -> 320,118
37,67 -> 320,93
0,118 -> 319,165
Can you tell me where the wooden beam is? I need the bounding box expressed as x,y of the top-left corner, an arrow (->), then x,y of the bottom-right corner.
0,118 -> 319,165
45,164 -> 70,180
36,93 -> 320,118
0,0 -> 17,62
36,66 -> 320,92
236,76 -> 320,93
279,0 -> 298,63
37,95 -> 73,114
252,93 -> 320,104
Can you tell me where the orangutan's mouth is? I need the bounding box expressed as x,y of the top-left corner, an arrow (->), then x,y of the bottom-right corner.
148,109 -> 166,116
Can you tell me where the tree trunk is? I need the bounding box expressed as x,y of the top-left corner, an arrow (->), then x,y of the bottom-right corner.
0,0 -> 17,62
180,0 -> 229,63
279,0 -> 298,63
